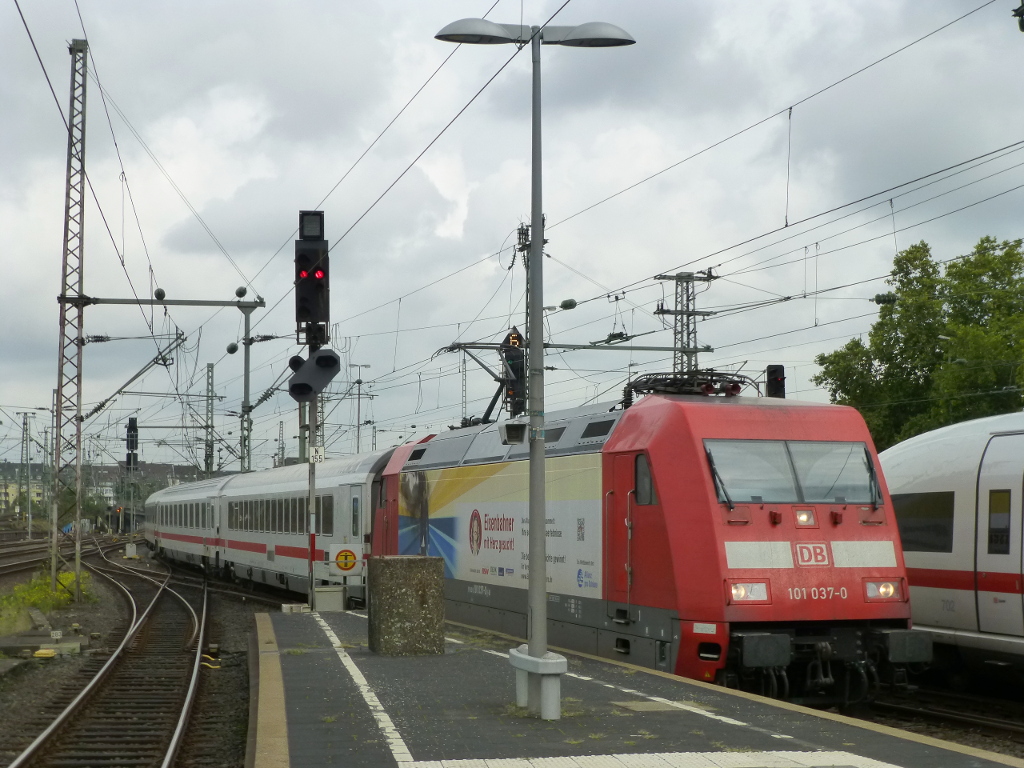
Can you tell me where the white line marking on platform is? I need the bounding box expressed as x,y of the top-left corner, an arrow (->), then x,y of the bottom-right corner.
477,645 -> 751,728
312,612 -> 414,763
407,752 -> 901,767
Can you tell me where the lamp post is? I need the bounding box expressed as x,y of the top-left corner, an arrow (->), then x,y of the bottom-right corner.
436,17 -> 634,720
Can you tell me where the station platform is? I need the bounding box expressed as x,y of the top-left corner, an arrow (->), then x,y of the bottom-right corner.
249,609 -> 1021,768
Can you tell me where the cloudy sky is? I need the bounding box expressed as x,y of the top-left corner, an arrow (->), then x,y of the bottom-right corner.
2,0 -> 1022,471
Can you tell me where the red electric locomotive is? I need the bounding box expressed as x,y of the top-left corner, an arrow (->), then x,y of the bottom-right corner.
146,373 -> 929,705
370,376 -> 930,705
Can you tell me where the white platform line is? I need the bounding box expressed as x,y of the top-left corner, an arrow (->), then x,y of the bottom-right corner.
481,647 -> 751,729
312,612 -> 414,763
406,751 -> 902,767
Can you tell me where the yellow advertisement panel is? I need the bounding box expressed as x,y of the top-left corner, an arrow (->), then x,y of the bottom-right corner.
398,454 -> 603,597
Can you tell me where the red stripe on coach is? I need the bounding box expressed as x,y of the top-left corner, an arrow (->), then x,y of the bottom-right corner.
907,567 -> 1022,594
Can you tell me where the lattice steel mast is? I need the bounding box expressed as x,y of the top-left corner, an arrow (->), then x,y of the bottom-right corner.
654,271 -> 716,373
53,39 -> 88,598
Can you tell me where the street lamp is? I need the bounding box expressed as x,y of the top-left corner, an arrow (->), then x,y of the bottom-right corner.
436,17 -> 634,721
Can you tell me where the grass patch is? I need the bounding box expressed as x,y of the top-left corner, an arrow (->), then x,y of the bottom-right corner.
284,649 -> 306,655
322,715 -> 336,723
0,571 -> 92,635
565,738 -> 584,745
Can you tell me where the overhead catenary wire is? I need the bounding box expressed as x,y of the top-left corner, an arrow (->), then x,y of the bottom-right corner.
546,0 -> 998,234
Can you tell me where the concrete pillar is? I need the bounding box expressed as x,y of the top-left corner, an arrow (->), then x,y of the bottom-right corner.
367,556 -> 444,656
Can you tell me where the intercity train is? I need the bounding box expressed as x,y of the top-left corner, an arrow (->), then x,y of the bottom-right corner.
145,383 -> 929,704
881,411 -> 1024,678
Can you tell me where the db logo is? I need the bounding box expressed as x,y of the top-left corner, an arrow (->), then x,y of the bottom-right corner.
795,543 -> 830,566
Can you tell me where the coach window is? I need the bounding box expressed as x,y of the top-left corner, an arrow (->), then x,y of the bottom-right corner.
299,496 -> 308,534
317,495 -> 334,536
352,495 -> 361,537
635,454 -> 658,505
989,489 -> 1012,555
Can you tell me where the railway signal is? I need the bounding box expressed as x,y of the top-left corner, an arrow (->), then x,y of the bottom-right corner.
287,349 -> 341,403
295,210 -> 330,346
126,417 -> 139,471
765,365 -> 786,399
126,417 -> 138,450
501,327 -> 526,417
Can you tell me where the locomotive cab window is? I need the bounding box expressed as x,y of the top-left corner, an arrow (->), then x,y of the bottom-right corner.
704,439 -> 875,504
635,454 -> 658,505
989,489 -> 1012,555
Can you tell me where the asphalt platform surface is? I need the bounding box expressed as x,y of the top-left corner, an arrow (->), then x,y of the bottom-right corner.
254,609 -> 1021,768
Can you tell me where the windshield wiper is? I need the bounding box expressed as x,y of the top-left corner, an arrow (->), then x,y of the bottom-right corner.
863,447 -> 880,510
705,448 -> 735,510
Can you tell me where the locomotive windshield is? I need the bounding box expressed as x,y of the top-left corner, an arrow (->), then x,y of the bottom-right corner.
704,439 -> 877,504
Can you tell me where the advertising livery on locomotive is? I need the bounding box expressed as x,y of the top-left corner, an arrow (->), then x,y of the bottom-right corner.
145,389 -> 930,705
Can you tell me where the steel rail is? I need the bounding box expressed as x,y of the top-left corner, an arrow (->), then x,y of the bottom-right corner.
161,582 -> 209,768
872,699 -> 1024,738
93,550 -> 201,648
0,541 -> 120,575
6,564 -> 169,768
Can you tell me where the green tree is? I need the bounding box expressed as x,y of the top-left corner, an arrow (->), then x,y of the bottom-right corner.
813,236 -> 1024,450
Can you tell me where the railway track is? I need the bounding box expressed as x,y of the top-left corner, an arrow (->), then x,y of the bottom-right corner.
872,687 -> 1024,744
0,538 -> 123,577
3,552 -> 208,768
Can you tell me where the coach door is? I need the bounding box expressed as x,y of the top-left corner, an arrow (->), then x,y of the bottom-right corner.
606,454 -> 634,614
975,434 -> 1024,636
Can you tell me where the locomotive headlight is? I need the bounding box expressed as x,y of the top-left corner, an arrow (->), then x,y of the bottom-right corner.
795,509 -> 816,526
730,582 -> 768,602
865,580 -> 901,600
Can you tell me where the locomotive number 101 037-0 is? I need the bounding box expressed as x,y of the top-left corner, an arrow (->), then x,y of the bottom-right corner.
787,586 -> 848,600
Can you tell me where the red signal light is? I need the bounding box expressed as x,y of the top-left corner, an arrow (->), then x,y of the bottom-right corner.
313,269 -> 325,279
299,269 -> 309,279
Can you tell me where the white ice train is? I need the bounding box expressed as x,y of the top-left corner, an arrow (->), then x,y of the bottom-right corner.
143,451 -> 392,599
880,411 -> 1024,675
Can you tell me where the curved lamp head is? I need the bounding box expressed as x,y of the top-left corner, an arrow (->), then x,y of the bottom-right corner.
435,18 -> 515,44
559,21 -> 635,47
